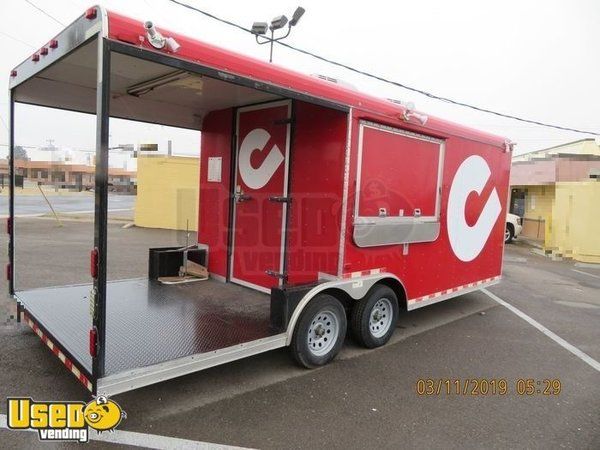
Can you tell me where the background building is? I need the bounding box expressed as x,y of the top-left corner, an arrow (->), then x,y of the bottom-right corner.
134,154 -> 199,231
510,139 -> 600,263
0,158 -> 136,192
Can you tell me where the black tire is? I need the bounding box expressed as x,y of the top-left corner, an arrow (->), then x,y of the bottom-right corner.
291,294 -> 347,369
504,223 -> 514,244
351,285 -> 399,348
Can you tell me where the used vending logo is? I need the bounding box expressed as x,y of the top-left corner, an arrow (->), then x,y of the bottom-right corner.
7,395 -> 126,443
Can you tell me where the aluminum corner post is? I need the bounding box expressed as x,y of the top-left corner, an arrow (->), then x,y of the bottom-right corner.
8,90 -> 15,298
92,36 -> 111,387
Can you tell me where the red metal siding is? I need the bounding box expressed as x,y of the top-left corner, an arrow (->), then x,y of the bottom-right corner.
198,108 -> 233,278
286,102 -> 347,284
106,10 -> 506,149
343,111 -> 510,301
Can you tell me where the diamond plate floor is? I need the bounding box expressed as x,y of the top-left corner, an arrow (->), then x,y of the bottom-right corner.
17,278 -> 274,376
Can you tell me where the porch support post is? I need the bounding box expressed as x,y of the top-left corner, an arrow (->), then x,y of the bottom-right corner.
92,36 -> 111,384
8,89 -> 15,298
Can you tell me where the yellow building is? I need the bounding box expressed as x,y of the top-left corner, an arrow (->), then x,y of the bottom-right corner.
512,138 -> 600,162
510,139 -> 600,263
134,155 -> 199,231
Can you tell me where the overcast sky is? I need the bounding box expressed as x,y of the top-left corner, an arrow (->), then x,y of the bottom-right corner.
0,0 -> 598,158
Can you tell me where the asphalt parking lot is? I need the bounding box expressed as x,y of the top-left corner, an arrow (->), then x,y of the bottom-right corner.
0,191 -> 135,218
0,219 -> 598,449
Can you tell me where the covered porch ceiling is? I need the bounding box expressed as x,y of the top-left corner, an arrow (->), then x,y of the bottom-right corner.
12,39 -> 283,130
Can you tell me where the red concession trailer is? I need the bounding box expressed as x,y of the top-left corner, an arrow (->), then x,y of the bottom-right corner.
7,6 -> 512,395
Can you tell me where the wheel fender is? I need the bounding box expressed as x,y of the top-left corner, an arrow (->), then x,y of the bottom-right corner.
285,273 -> 405,345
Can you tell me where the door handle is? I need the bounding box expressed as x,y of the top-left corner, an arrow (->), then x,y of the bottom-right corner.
235,193 -> 252,202
268,196 -> 292,203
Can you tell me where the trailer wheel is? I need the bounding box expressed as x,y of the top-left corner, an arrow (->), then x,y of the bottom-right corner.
291,294 -> 347,369
351,285 -> 399,348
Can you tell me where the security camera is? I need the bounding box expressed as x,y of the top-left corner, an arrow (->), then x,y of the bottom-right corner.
144,21 -> 166,49
403,110 -> 428,126
165,37 -> 180,53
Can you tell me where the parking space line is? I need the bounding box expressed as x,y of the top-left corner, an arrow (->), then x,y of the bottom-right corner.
0,208 -> 133,219
0,414 -> 250,449
572,269 -> 600,280
481,288 -> 600,373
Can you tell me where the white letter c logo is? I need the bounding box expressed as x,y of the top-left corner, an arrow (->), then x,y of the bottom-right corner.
447,155 -> 501,262
239,128 -> 284,190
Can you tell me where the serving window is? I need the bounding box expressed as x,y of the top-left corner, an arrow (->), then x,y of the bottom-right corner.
353,121 -> 445,247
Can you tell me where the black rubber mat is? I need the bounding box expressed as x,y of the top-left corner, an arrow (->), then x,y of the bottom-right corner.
17,279 -> 273,376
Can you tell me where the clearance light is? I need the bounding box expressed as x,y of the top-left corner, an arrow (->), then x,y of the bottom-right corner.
89,327 -> 97,357
10,70 -> 17,77
90,248 -> 99,279
40,47 -> 48,56
49,39 -> 58,49
85,7 -> 97,20
32,53 -> 40,62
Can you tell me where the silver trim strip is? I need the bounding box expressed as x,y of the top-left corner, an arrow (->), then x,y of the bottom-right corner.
407,279 -> 500,311
97,333 -> 287,395
337,108 -> 353,276
353,220 -> 441,247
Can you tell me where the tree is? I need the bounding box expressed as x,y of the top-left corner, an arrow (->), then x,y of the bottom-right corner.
13,146 -> 28,161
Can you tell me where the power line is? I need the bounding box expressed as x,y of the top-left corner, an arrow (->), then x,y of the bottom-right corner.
0,114 -> 8,131
0,30 -> 36,49
23,0 -> 65,27
165,0 -> 600,137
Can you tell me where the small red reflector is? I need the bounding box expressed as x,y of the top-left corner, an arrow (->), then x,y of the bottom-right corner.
49,39 -> 58,49
32,53 -> 40,62
89,327 -> 98,357
6,217 -> 12,235
6,263 -> 12,281
90,248 -> 99,279
10,70 -> 17,77
85,7 -> 97,19
40,47 -> 48,55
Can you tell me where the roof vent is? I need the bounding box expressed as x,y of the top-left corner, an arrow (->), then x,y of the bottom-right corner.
310,74 -> 356,90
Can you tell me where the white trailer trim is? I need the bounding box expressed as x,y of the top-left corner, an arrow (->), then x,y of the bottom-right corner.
284,272 -> 406,345
407,276 -> 501,311
97,333 -> 287,396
